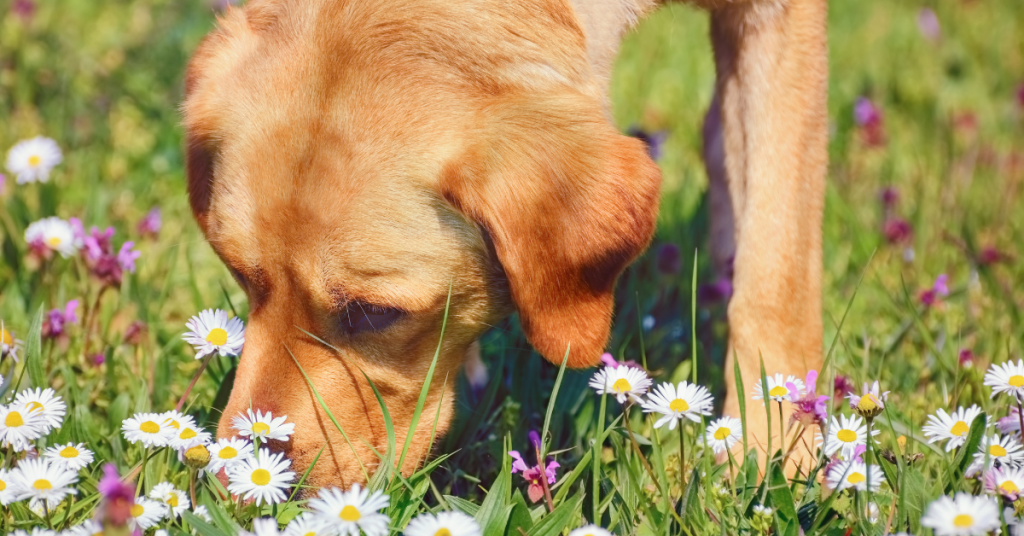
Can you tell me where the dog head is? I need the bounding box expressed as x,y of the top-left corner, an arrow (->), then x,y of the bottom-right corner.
182,0 -> 660,489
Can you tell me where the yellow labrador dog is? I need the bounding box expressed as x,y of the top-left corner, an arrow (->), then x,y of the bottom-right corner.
183,0 -> 826,487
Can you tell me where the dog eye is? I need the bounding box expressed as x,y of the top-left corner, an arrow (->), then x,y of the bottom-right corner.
340,302 -> 403,334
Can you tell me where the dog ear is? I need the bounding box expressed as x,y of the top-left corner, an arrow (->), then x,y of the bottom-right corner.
441,94 -> 661,368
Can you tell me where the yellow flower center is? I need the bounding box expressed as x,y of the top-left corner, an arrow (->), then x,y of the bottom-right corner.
60,446 -> 79,458
131,504 -> 144,517
1001,480 -> 1020,494
252,422 -> 270,435
304,532 -> 317,536
950,421 -> 970,436
953,514 -> 973,528
846,472 -> 865,485
1,328 -> 12,345
991,444 -> 1008,457
897,435 -> 907,448
768,386 -> 788,398
714,427 -> 732,441
669,398 -> 689,412
857,396 -> 877,411
339,505 -> 361,522
0,478 -> 6,491
5,411 -> 24,427
166,419 -> 181,429
47,236 -> 62,247
612,378 -> 632,393
28,155 -> 41,167
251,468 -> 271,486
140,421 -> 161,434
434,529 -> 452,536
33,479 -> 52,490
1010,375 -> 1024,387
836,429 -> 858,443
180,428 -> 197,440
206,328 -> 228,346
27,401 -> 45,413
168,495 -> 179,507
219,446 -> 238,459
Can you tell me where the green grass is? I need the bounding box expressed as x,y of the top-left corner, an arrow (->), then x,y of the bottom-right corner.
1,0 -> 1024,534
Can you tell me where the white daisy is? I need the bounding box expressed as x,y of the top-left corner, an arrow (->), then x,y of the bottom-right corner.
284,514 -> 328,536
752,373 -> 806,403
65,519 -> 103,536
129,497 -> 167,530
0,468 -> 20,505
182,309 -> 245,359
923,406 -> 986,452
207,437 -> 255,474
241,518 -> 283,536
822,414 -> 877,460
972,434 -> 1024,469
7,529 -> 58,536
14,387 -> 66,432
10,458 -> 77,505
307,483 -> 390,536
6,137 -> 62,184
704,416 -> 743,455
25,217 -> 78,258
149,481 -> 190,517
227,448 -> 295,505
641,381 -> 714,430
169,421 -> 212,451
1,320 -> 22,362
233,409 -> 295,442
566,525 -> 613,536
193,505 -> 212,522
160,410 -> 197,432
0,402 -> 47,451
43,442 -> 94,471
121,412 -> 175,447
985,466 -> 1024,500
404,511 -> 481,536
825,459 -> 885,492
921,493 -> 1000,536
588,365 -> 653,404
985,360 -> 1024,402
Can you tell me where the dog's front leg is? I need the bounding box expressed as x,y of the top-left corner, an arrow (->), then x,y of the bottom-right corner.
705,0 -> 828,472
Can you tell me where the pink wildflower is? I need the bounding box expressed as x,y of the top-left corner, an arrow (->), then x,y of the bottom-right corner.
883,218 -> 913,245
959,349 -> 975,368
920,274 -> 949,307
917,8 -> 941,41
833,375 -> 854,404
137,208 -> 161,238
790,370 -> 829,427
96,464 -> 134,527
998,408 -> 1021,439
599,353 -> 642,370
510,431 -> 559,503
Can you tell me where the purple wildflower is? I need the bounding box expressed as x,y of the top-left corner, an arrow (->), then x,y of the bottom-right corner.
833,375 -> 854,404
698,277 -> 733,304
599,353 -> 642,370
137,208 -> 161,238
917,8 -> 941,41
656,243 -> 681,275
1018,84 -> 1024,108
854,97 -> 885,146
959,349 -> 975,368
978,246 -> 1008,266
879,187 -> 899,209
510,431 -> 560,503
90,352 -> 106,366
883,218 -> 913,245
998,408 -> 1022,439
627,126 -> 669,161
117,242 -> 140,273
11,0 -> 35,20
920,274 -> 949,307
42,299 -> 79,340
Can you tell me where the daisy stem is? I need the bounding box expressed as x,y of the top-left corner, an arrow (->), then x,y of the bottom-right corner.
136,446 -> 150,497
678,422 -> 687,496
592,391 -> 607,523
189,468 -> 198,511
623,404 -> 659,488
43,500 -> 53,530
175,353 -> 214,412
865,416 -> 875,512
777,401 -> 786,455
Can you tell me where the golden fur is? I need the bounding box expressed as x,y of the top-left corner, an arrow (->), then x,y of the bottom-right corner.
183,0 -> 827,487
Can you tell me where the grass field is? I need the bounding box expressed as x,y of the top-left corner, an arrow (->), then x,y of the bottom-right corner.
1,0 -> 1023,534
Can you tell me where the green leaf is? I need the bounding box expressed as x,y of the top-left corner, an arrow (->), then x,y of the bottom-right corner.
768,460 -> 799,536
182,509 -> 230,536
527,491 -> 583,536
25,305 -> 45,388
948,412 -> 987,491
476,437 -> 513,536
445,495 -> 480,517
507,490 -> 535,536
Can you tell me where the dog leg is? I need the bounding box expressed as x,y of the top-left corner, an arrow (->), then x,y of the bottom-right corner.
706,0 -> 827,473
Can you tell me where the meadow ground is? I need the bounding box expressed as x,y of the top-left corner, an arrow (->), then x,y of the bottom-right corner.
0,0 -> 1023,535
